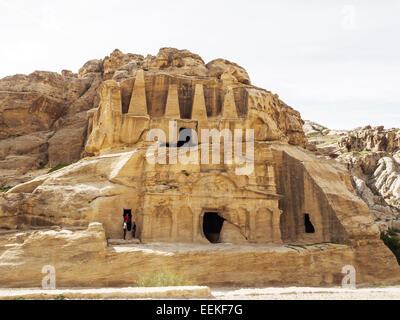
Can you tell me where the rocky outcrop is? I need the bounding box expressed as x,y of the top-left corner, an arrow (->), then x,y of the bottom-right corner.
0,50 -> 398,288
0,48 -> 306,188
100,48 -> 251,83
304,122 -> 400,230
0,70 -> 102,187
339,126 -> 400,154
341,152 -> 400,229
303,120 -> 329,136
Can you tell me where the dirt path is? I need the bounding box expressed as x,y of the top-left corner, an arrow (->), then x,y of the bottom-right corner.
1,286 -> 400,300
211,287 -> 400,300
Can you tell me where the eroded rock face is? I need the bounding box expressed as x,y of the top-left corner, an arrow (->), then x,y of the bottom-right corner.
0,49 -> 398,287
0,48 -> 306,188
343,152 -> 400,229
304,122 -> 400,231
0,224 -> 399,288
85,59 -> 306,155
339,126 -> 400,154
0,71 -> 102,187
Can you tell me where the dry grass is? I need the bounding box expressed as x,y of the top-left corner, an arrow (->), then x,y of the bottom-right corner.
136,268 -> 197,287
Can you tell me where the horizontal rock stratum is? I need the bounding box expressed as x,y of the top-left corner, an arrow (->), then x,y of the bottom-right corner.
0,223 -> 397,288
0,48 -> 399,288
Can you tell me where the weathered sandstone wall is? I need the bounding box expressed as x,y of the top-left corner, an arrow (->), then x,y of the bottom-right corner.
0,223 -> 399,288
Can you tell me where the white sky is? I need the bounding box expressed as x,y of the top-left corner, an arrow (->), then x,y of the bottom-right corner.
0,0 -> 399,130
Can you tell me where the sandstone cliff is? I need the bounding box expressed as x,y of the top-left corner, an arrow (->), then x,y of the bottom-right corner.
0,49 -> 399,288
0,70 -> 102,187
304,122 -> 400,230
0,48 -> 306,189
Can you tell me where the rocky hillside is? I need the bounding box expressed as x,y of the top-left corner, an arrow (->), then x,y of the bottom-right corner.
304,120 -> 400,230
0,48 -> 306,189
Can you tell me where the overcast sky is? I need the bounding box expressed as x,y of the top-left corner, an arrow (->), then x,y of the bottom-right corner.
0,0 -> 399,129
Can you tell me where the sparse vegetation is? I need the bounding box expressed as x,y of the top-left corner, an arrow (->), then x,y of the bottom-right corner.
306,131 -> 323,138
304,242 -> 337,246
48,164 -> 70,173
136,268 -> 196,287
0,186 -> 12,193
341,150 -> 371,156
381,229 -> 400,265
287,244 -> 307,250
286,242 -> 337,252
388,199 -> 399,207
54,295 -> 67,300
308,135 -> 341,147
37,161 -> 46,170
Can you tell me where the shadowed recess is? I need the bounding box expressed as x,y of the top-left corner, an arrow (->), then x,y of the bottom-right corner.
177,80 -> 195,119
233,87 -> 248,117
145,74 -> 170,117
204,87 -> 224,117
203,212 -> 225,243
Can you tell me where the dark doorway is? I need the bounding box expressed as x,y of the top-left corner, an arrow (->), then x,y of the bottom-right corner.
162,128 -> 196,148
123,209 -> 132,231
304,214 -> 315,233
177,128 -> 196,147
123,209 -> 132,219
203,212 -> 225,243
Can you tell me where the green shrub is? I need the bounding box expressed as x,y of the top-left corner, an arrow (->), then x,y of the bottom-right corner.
381,229 -> 400,265
0,186 -> 12,193
136,268 -> 196,287
48,164 -> 70,173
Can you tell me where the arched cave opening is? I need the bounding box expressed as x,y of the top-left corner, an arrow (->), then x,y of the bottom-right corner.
304,214 -> 315,233
203,212 -> 225,243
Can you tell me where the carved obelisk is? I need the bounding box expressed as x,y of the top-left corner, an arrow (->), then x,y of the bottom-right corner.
128,69 -> 149,117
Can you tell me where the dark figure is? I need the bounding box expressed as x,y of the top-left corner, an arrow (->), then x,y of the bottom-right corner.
132,222 -> 137,239
124,211 -> 132,231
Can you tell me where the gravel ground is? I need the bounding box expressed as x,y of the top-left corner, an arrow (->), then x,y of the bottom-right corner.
211,287 -> 400,300
1,286 -> 400,300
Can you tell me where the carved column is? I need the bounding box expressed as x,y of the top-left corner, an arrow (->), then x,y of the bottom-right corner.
271,209 -> 283,244
192,208 -> 207,243
171,209 -> 178,241
247,209 -> 257,243
141,211 -> 153,243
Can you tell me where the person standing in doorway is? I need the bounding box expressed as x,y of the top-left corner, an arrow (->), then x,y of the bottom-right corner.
123,219 -> 128,240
